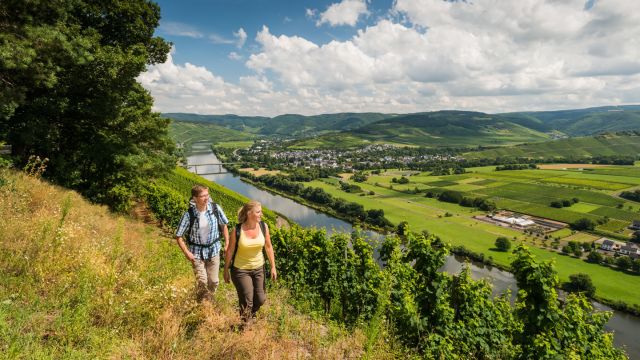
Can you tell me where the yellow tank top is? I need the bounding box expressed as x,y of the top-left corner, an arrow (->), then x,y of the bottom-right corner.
234,227 -> 265,270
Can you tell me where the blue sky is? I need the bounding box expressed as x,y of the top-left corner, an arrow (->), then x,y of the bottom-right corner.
140,0 -> 640,116
154,0 -> 394,80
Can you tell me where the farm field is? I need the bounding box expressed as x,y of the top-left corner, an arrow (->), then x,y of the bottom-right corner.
362,165 -> 640,234
304,166 -> 640,307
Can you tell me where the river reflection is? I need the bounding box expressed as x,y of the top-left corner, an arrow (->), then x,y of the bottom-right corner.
188,146 -> 638,359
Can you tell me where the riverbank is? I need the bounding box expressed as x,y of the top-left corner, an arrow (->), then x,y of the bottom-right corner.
234,171 -> 392,234
226,167 -> 640,318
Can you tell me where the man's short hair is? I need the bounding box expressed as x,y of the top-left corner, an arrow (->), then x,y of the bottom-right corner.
191,184 -> 208,198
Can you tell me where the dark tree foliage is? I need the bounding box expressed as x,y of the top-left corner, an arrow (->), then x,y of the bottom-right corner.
495,236 -> 511,252
616,256 -> 633,271
351,171 -> 368,182
0,0 -> 174,210
586,251 -> 603,264
438,190 -> 463,204
563,273 -> 596,297
620,190 -> 640,203
571,218 -> 596,231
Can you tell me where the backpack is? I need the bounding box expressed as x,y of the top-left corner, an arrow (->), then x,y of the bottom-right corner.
184,202 -> 223,247
231,221 -> 267,267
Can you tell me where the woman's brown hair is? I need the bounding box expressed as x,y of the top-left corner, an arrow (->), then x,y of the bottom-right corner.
237,200 -> 261,224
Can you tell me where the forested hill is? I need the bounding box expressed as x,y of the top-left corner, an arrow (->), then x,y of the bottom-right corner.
166,105 -> 640,148
503,105 -> 640,136
335,110 -> 551,147
163,112 -> 390,136
464,133 -> 640,159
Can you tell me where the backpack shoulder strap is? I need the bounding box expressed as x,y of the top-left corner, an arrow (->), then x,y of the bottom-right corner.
185,207 -> 197,243
210,202 -> 221,221
231,223 -> 241,267
259,221 -> 266,237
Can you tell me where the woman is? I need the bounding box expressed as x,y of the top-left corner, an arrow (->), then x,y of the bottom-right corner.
223,201 -> 277,323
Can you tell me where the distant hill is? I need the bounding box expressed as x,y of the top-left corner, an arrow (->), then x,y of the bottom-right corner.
164,105 -> 640,149
163,112 -> 389,137
464,133 -> 640,159
504,105 -> 640,136
169,121 -> 255,150
163,113 -> 269,132
291,111 -> 550,148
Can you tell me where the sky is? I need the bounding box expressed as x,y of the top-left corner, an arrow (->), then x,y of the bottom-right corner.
139,0 -> 640,117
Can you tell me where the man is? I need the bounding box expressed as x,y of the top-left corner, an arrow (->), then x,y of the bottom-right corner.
176,184 -> 229,301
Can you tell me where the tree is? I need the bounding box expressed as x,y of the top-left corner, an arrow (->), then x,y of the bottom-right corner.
1,0 -> 174,211
563,273 -> 596,297
438,190 -> 462,204
571,218 -> 596,231
351,171 -> 368,182
396,221 -> 409,236
616,256 -> 633,271
550,201 -> 563,208
495,236 -> 512,252
586,251 -> 603,264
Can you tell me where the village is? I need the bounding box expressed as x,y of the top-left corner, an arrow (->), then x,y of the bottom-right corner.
245,142 -> 462,170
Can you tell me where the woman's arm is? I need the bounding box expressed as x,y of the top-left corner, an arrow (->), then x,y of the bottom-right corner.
263,224 -> 277,281
223,227 -> 237,283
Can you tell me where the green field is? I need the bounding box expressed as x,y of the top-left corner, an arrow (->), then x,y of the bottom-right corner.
304,170 -> 640,307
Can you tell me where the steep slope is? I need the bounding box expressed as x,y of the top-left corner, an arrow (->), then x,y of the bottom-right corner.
0,169 -> 382,359
504,105 -> 640,136
464,133 -> 640,159
169,120 -> 256,150
164,112 -> 390,137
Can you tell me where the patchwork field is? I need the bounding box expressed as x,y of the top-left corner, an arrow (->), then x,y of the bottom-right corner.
303,163 -> 640,306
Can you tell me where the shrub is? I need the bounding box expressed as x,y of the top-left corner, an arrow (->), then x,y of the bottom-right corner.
563,273 -> 596,297
495,236 -> 512,252
586,251 -> 603,264
571,218 -> 596,231
616,256 -> 633,271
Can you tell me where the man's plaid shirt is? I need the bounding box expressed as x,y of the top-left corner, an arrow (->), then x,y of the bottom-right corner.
176,200 -> 229,260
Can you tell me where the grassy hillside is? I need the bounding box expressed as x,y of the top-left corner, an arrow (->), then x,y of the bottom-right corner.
166,106 -> 640,150
163,113 -> 269,131
169,121 -> 256,152
505,105 -> 640,136
164,112 -> 390,138
293,111 -> 550,148
0,169 -> 395,359
263,113 -> 390,136
465,134 -> 640,159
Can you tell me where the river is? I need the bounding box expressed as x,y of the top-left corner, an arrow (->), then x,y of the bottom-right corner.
187,144 -> 639,358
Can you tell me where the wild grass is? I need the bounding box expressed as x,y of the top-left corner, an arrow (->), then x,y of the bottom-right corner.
0,169 -> 399,359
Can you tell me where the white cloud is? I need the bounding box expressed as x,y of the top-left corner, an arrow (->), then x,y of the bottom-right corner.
159,21 -> 203,38
143,1 -> 640,116
209,33 -> 235,45
317,0 -> 369,27
228,52 -> 243,61
305,8 -> 317,18
234,28 -> 247,48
